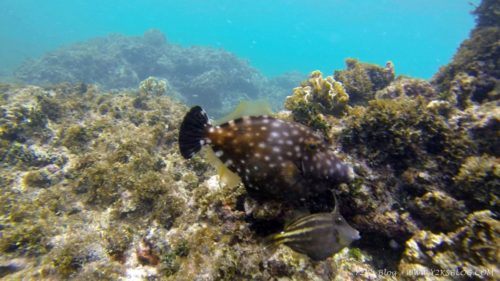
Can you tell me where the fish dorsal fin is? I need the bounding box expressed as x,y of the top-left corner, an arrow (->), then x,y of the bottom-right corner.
215,100 -> 273,125
204,147 -> 241,188
284,208 -> 311,229
332,193 -> 339,214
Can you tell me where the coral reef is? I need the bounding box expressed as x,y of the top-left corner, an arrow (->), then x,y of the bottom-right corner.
13,30 -> 303,117
0,83 -> 384,280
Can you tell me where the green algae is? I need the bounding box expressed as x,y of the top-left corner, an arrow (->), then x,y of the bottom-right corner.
453,155 -> 499,213
0,192 -> 54,256
50,244 -> 86,278
412,191 -> 467,232
158,240 -> 190,277
159,252 -> 180,276
103,225 -> 133,262
341,97 -> 473,175
0,223 -> 50,256
22,170 -> 51,188
348,247 -> 363,261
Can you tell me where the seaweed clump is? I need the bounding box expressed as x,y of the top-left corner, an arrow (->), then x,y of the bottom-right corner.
341,97 -> 473,175
453,155 -> 499,213
284,70 -> 349,134
334,58 -> 395,104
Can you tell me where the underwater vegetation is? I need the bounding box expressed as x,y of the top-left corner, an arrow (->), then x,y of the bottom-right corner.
12,30 -> 303,117
0,0 -> 498,280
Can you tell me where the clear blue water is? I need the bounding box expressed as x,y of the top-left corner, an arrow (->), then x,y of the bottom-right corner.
0,0 -> 479,78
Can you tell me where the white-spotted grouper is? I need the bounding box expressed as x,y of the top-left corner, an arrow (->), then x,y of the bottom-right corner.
178,104 -> 354,201
267,195 -> 360,260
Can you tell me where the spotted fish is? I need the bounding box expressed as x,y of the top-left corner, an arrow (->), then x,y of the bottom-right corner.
267,195 -> 360,260
178,104 -> 354,201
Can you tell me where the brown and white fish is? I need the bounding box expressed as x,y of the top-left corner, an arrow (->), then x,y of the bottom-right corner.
178,103 -> 354,201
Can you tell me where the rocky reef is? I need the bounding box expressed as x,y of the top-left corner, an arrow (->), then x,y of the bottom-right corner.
12,29 -> 303,117
0,82 -> 380,280
1,0 -> 499,280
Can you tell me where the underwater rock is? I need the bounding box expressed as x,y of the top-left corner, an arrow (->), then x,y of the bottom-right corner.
411,191 -> 467,232
461,101 -> 500,156
13,30 -> 302,117
138,76 -> 169,97
399,211 -> 499,281
375,77 -> 437,101
0,258 -> 29,278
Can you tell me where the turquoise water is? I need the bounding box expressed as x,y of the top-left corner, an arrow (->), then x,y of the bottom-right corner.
1,0 -> 478,78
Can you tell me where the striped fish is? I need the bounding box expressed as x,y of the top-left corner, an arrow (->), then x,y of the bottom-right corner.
268,196 -> 360,260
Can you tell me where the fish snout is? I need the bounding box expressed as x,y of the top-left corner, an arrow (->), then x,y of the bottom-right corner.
352,230 -> 361,241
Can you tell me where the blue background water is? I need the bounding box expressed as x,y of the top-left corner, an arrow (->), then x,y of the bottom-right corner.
0,0 -> 479,78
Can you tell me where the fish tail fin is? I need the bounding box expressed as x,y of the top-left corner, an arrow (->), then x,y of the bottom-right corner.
179,106 -> 211,159
262,232 -> 284,250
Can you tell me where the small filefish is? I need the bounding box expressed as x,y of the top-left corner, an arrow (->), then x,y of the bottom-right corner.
178,104 -> 354,200
267,195 -> 360,260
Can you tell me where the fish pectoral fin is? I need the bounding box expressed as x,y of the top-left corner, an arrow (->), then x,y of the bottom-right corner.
204,147 -> 241,188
